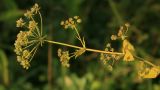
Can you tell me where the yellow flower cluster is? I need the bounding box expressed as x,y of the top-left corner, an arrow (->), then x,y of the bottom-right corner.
111,23 -> 130,40
100,23 -> 134,70
16,18 -> 25,27
60,16 -> 81,29
57,16 -> 86,66
14,31 -> 32,69
100,43 -> 122,71
57,48 -> 86,67
24,3 -> 40,19
110,23 -> 135,61
29,21 -> 38,30
58,49 -> 71,67
15,3 -> 42,69
100,43 -> 122,67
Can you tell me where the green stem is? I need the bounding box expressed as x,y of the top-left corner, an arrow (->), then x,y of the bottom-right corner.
134,55 -> 156,67
44,40 -> 123,55
73,25 -> 85,47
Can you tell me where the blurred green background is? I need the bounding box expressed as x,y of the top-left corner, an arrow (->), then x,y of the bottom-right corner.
0,0 -> 160,90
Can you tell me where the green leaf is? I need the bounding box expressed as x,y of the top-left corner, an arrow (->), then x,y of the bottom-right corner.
0,10 -> 23,21
0,49 -> 9,86
3,0 -> 17,9
0,85 -> 6,90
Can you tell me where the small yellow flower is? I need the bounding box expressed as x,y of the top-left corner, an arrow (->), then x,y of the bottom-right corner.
20,60 -> 30,69
60,21 -> 64,25
31,3 -> 40,14
15,31 -> 28,47
24,10 -> 33,19
65,20 -> 69,24
58,48 -> 62,57
106,43 -> 111,47
64,25 -> 68,29
111,35 -> 117,40
118,29 -> 123,37
74,16 -> 79,19
28,21 -> 38,30
16,18 -> 25,27
77,19 -> 82,23
22,50 -> 30,59
69,18 -> 73,22
17,56 -> 22,62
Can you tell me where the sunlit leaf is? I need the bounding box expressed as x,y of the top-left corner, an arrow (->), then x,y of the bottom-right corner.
122,39 -> 135,61
123,50 -> 134,61
122,39 -> 135,53
143,67 -> 160,78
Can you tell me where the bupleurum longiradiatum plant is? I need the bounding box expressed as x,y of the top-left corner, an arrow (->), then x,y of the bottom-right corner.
15,3 -> 160,79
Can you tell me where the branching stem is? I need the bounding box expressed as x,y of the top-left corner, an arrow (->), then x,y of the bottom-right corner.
73,25 -> 85,47
134,55 -> 156,67
44,40 -> 123,55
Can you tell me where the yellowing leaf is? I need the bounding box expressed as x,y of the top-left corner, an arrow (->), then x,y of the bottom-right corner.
122,39 -> 135,61
143,67 -> 160,78
123,50 -> 134,61
122,39 -> 135,53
